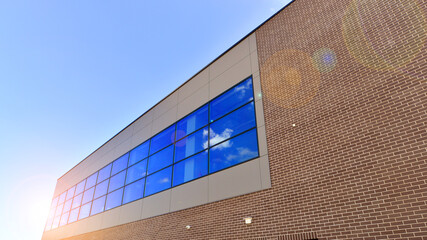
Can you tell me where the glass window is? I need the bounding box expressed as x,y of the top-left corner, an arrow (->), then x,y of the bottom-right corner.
210,77 -> 253,122
97,163 -> 111,183
209,102 -> 256,146
59,212 -> 69,226
147,145 -> 173,175
129,140 -> 150,166
55,204 -> 63,217
176,104 -> 208,140
144,166 -> 172,197
45,217 -> 53,231
173,150 -> 208,186
175,127 -> 208,162
123,178 -> 145,204
126,159 -> 147,184
90,196 -> 106,216
105,188 -> 123,210
50,196 -> 59,209
108,170 -> 126,193
78,202 -> 91,220
58,192 -> 66,204
68,208 -> 79,223
75,179 -> 86,195
47,207 -> 56,220
111,153 -> 128,175
52,216 -> 60,229
209,128 -> 259,173
85,172 -> 98,190
66,186 -> 75,201
71,193 -> 83,209
82,187 -> 95,204
150,124 -> 175,154
63,199 -> 72,213
94,179 -> 109,199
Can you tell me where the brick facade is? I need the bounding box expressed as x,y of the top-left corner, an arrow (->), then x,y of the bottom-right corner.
64,0 -> 426,239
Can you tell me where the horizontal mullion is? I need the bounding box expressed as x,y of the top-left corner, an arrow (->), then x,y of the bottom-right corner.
208,126 -> 257,149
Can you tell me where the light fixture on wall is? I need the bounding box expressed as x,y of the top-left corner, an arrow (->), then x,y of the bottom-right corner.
185,225 -> 191,230
243,217 -> 253,224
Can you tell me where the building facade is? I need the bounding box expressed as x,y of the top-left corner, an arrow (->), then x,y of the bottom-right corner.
42,0 -> 427,239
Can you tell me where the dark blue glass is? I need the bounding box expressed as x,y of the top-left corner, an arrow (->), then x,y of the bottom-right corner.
108,170 -> 126,193
176,104 -> 208,140
150,124 -> 175,154
63,199 -> 72,213
126,159 -> 147,184
173,151 -> 208,186
209,128 -> 259,173
97,163 -> 111,183
85,172 -> 98,190
174,127 -> 208,162
58,192 -> 66,204
105,188 -> 123,210
71,193 -> 83,209
66,186 -> 75,200
209,102 -> 256,146
210,77 -> 253,122
59,212 -> 69,226
94,179 -> 109,199
147,145 -> 173,175
68,208 -> 79,223
123,178 -> 145,204
75,179 -> 86,195
144,166 -> 172,197
82,187 -> 95,204
78,202 -> 91,220
129,141 -> 150,166
111,153 -> 129,175
90,196 -> 106,216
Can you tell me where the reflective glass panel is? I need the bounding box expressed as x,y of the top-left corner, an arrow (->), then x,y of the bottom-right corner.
52,216 -> 60,229
58,192 -> 66,204
123,178 -> 145,204
144,166 -> 172,197
209,128 -> 258,173
51,196 -> 59,209
68,208 -> 79,223
85,172 -> 98,190
78,202 -> 91,220
66,186 -> 75,200
59,212 -> 69,226
174,127 -> 208,162
97,163 -> 111,183
210,77 -> 253,121
150,124 -> 175,154
126,159 -> 147,184
82,187 -> 95,204
209,102 -> 256,146
105,188 -> 123,210
108,170 -> 126,193
173,150 -> 208,186
75,179 -> 86,195
129,140 -> 150,166
47,207 -> 55,220
90,196 -> 106,216
176,104 -> 208,140
111,153 -> 128,175
71,193 -> 83,209
94,179 -> 109,199
63,199 -> 72,213
55,204 -> 63,217
147,145 -> 173,175
45,217 -> 53,231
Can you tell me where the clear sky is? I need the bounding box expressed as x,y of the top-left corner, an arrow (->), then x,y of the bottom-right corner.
0,1 -> 291,239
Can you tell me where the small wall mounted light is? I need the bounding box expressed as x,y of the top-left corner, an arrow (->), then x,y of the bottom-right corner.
243,217 -> 253,224
292,123 -> 296,127
185,225 -> 191,230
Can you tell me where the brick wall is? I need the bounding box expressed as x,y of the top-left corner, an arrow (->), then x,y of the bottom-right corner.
64,0 -> 427,239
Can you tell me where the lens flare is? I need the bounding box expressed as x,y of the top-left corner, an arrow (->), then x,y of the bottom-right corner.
312,48 -> 337,73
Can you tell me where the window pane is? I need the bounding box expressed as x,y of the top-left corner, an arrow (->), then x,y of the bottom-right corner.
129,140 -> 150,166
75,179 -> 86,195
144,166 -> 172,197
63,199 -> 72,213
78,202 -> 91,220
55,204 -> 63,217
209,102 -> 256,146
210,77 -> 253,121
50,196 -> 59,210
175,127 -> 208,162
173,150 -> 208,186
68,208 -> 79,224
176,104 -> 208,140
58,192 -> 66,204
97,163 -> 111,183
123,178 -> 145,204
59,212 -> 69,226
111,153 -> 128,175
126,159 -> 147,184
90,196 -> 106,216
52,216 -> 60,229
82,187 -> 95,204
150,124 -> 175,154
147,145 -> 173,175
105,188 -> 123,210
66,186 -> 76,200
109,170 -> 126,193
45,217 -> 53,231
209,128 -> 259,173
94,179 -> 109,199
47,207 -> 56,220
72,193 -> 83,209
85,172 -> 98,190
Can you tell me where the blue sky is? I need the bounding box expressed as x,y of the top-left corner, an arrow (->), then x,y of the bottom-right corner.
0,1 -> 291,239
